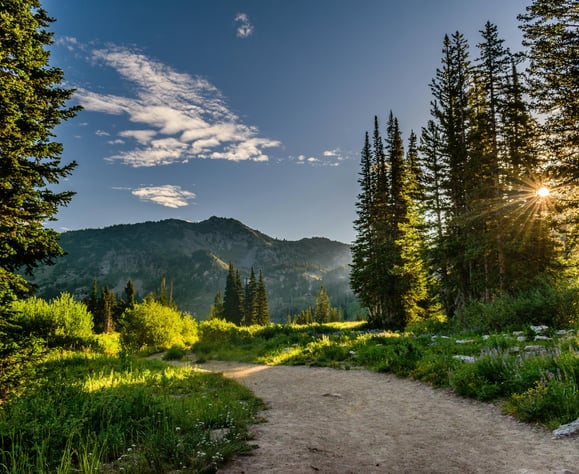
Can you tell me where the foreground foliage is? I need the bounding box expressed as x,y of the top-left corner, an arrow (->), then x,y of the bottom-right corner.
195,319 -> 579,429
0,352 -> 262,473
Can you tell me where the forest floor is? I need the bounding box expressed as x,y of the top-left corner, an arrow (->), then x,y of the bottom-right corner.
174,358 -> 579,473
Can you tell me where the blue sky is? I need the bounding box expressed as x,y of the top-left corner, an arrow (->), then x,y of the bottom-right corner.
44,0 -> 528,243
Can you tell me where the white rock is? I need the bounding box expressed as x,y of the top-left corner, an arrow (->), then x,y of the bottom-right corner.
210,428 -> 230,442
512,331 -> 525,336
524,345 -> 544,352
552,417 -> 579,439
517,336 -> 527,342
534,335 -> 552,341
456,339 -> 474,344
530,325 -> 549,334
453,355 -> 476,363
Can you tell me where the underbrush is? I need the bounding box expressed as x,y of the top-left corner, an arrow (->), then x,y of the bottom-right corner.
0,351 -> 262,473
195,319 -> 579,429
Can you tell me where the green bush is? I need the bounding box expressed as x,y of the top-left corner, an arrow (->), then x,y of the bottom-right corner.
198,318 -> 250,345
163,345 -> 187,361
10,293 -> 94,347
454,279 -> 579,333
505,378 -> 579,429
119,301 -> 198,352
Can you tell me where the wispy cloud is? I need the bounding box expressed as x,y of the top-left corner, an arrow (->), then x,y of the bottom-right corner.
294,148 -> 347,167
131,185 -> 196,208
74,44 -> 280,166
234,13 -> 254,38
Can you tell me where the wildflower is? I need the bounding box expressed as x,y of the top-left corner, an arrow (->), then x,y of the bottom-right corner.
176,426 -> 181,432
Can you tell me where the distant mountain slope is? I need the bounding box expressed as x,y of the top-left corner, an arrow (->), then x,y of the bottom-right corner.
30,217 -> 356,320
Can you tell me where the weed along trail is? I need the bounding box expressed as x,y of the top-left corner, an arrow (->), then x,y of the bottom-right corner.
192,361 -> 579,474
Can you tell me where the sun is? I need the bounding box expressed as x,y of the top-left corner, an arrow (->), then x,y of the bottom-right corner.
536,186 -> 550,198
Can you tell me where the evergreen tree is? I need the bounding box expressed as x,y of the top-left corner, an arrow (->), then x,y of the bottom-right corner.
209,291 -> 224,320
313,286 -> 331,324
85,279 -> 99,317
428,31 -> 473,312
351,114 -> 436,329
255,270 -> 270,325
244,267 -> 258,325
419,118 -> 448,247
223,263 -> 244,325
405,130 -> 424,202
350,132 -> 376,318
519,0 -> 579,271
124,279 -> 136,310
0,0 -> 80,305
519,0 -> 579,182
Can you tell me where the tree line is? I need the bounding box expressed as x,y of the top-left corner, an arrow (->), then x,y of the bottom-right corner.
352,9 -> 579,329
209,263 -> 270,326
288,286 -> 343,324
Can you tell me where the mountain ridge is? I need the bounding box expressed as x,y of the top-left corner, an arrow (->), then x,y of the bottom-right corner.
31,217 -> 356,320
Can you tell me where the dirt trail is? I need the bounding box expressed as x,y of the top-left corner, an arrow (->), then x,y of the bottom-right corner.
190,360 -> 578,473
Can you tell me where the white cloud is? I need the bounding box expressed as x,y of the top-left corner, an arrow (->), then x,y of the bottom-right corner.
95,130 -> 110,136
234,13 -> 254,38
55,36 -> 79,51
291,148 -> 349,167
74,45 -> 280,166
118,129 -> 157,145
131,185 -> 196,208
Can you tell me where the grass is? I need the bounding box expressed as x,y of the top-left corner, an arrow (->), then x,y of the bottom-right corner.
0,351 -> 263,473
195,319 -> 579,429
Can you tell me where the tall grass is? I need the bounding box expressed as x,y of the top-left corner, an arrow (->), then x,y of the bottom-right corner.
194,319 -> 579,429
0,351 -> 262,473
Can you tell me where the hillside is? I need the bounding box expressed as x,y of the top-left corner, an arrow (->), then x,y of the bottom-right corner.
30,217 -> 356,320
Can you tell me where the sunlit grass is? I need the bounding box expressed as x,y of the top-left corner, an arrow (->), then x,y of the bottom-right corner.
194,318 -> 579,428
0,351 -> 263,473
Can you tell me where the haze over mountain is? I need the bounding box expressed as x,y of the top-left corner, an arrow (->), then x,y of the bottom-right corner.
30,217 -> 356,321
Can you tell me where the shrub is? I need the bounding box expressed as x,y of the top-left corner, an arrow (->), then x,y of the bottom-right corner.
10,293 -> 94,347
119,301 -> 198,352
163,345 -> 187,361
198,318 -> 250,345
454,280 -> 579,333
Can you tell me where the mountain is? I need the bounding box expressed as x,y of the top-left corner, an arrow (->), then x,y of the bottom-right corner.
30,217 -> 356,321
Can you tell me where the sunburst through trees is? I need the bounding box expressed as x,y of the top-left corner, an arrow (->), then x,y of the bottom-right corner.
351,16 -> 570,328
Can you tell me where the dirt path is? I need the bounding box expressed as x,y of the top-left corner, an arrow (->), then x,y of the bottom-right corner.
190,360 -> 578,473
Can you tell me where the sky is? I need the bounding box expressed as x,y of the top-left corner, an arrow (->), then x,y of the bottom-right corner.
43,0 -> 530,243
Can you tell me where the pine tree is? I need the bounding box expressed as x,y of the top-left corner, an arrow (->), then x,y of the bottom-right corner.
244,267 -> 258,325
209,291 -> 224,320
420,119 -> 448,244
223,263 -> 244,325
519,0 -> 579,182
428,31 -> 473,311
313,286 -> 331,324
351,114 -> 436,329
0,0 -> 81,305
124,279 -> 136,310
255,271 -> 270,325
519,0 -> 579,273
350,132 -> 376,318
86,279 -> 99,317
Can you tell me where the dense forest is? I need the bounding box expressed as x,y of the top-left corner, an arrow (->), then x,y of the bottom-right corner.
351,8 -> 579,330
